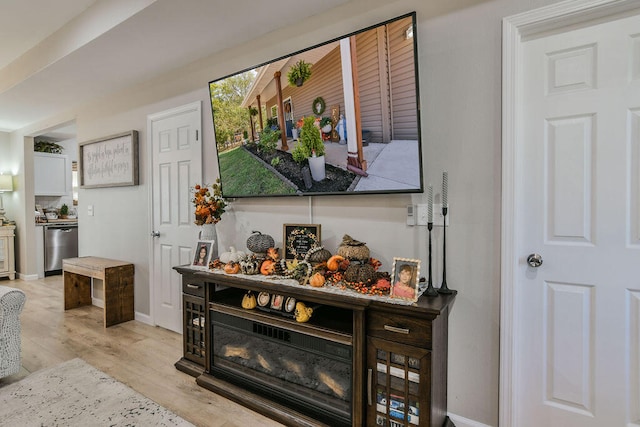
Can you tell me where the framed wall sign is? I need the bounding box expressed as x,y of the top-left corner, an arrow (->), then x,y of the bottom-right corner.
283,223 -> 321,260
79,130 -> 139,188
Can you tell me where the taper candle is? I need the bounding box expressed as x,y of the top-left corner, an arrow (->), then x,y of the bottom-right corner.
427,185 -> 433,223
442,171 -> 448,208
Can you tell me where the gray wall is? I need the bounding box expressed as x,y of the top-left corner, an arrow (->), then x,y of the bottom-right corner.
5,0 -> 565,425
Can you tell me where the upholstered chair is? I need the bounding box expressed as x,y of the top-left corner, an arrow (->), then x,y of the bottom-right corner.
0,285 -> 26,378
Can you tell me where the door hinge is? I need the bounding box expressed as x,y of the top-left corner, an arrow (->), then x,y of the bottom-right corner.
196,130 -> 199,141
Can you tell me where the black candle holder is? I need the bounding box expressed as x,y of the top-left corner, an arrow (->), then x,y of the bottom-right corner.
438,205 -> 453,294
425,222 -> 439,296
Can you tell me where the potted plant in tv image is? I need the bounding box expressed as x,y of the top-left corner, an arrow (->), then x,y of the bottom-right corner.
265,116 -> 279,130
287,60 -> 312,87
292,116 -> 325,182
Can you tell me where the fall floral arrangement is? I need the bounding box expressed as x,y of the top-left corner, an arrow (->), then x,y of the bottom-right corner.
192,179 -> 227,225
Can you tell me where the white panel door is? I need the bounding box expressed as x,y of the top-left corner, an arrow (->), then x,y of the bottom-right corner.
150,102 -> 201,333
514,12 -> 640,426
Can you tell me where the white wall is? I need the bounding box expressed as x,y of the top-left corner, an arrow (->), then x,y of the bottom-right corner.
7,0 -> 566,425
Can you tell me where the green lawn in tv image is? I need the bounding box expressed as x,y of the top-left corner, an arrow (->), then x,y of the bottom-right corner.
218,147 -> 296,196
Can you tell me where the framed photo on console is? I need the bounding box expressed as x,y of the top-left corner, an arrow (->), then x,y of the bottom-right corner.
193,240 -> 213,268
390,258 -> 420,302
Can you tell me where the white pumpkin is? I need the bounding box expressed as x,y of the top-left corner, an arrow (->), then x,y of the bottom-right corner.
219,246 -> 246,264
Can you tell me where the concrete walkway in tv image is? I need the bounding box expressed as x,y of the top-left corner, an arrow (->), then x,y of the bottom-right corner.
321,140 -> 421,191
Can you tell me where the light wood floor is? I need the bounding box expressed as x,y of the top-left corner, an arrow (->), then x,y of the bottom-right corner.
0,275 -> 283,427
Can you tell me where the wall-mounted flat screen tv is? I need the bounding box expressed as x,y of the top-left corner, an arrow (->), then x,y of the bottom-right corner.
209,12 -> 422,198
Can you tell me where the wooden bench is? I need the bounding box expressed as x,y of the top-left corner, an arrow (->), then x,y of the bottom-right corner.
63,257 -> 134,328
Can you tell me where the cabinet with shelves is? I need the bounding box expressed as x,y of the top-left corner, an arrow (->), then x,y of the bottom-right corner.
0,225 -> 16,280
366,302 -> 454,427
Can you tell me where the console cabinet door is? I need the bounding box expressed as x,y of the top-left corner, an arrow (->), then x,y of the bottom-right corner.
182,288 -> 206,366
367,336 -> 431,427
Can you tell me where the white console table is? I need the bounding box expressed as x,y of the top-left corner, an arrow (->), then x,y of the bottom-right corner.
0,225 -> 16,280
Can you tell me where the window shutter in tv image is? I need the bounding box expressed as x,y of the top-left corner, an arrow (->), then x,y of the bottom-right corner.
209,12 -> 422,198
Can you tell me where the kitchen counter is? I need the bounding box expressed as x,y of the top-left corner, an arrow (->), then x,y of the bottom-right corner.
36,218 -> 78,226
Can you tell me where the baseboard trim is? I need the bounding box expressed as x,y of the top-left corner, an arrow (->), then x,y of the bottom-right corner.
89,298 -> 151,326
135,312 -> 152,325
449,413 -> 493,427
17,273 -> 39,281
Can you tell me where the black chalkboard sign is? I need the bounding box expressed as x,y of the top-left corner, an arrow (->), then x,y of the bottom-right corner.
283,224 -> 321,260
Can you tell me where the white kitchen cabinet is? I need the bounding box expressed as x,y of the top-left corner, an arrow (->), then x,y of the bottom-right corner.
34,152 -> 71,196
0,225 -> 16,280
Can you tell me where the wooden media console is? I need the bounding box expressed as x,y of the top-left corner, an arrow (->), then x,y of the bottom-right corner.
174,266 -> 456,427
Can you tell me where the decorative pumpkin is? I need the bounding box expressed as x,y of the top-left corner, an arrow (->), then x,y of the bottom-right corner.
246,231 -> 275,254
239,256 -> 260,275
309,272 -> 326,288
344,262 -> 376,284
336,234 -> 370,261
281,258 -> 312,283
241,292 -> 257,309
260,259 -> 276,275
305,246 -> 332,264
327,255 -> 345,271
294,302 -> 313,323
219,247 -> 246,264
224,261 -> 240,274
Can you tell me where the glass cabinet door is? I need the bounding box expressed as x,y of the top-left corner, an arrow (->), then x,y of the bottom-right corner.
368,336 -> 430,427
183,293 -> 206,365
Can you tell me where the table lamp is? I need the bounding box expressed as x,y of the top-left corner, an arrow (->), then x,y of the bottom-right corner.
0,174 -> 13,225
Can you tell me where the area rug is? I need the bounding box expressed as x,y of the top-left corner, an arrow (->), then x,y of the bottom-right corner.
0,358 -> 194,426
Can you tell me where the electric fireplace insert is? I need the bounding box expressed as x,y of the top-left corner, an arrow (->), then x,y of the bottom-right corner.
209,288 -> 354,426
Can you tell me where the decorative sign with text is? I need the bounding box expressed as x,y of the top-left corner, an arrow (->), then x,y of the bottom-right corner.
79,131 -> 139,188
283,224 -> 321,260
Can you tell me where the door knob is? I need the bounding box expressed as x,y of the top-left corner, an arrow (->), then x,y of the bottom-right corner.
150,231 -> 160,237
527,253 -> 543,267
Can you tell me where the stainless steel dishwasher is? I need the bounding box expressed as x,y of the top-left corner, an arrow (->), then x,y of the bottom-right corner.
44,224 -> 78,275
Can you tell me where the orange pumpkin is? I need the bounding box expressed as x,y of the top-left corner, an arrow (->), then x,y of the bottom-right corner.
224,262 -> 240,274
260,259 -> 276,275
309,272 -> 326,287
327,255 -> 345,271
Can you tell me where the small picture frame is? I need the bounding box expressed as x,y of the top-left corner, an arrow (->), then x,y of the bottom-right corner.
284,297 -> 297,313
390,258 -> 420,302
270,294 -> 284,311
283,223 -> 321,260
193,240 -> 213,268
257,292 -> 271,307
